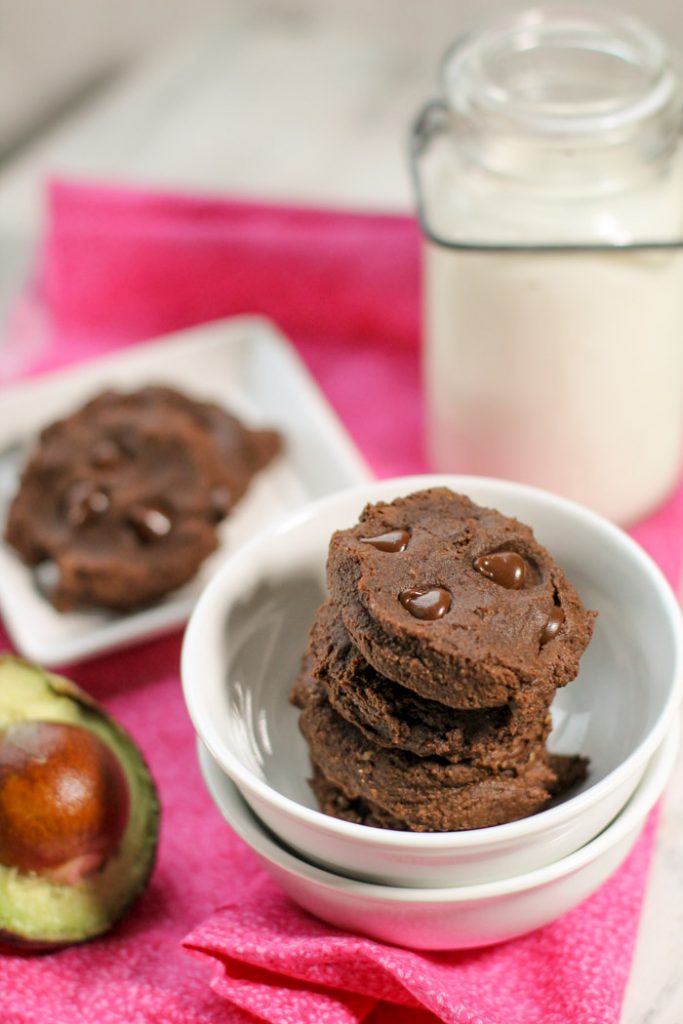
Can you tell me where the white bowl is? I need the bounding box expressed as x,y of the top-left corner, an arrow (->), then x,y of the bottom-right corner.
182,475 -> 683,887
197,719 -> 678,950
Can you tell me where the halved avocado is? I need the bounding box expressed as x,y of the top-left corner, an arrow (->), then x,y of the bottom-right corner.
0,655 -> 159,950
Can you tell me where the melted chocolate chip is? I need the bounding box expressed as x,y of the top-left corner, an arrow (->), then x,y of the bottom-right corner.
399,586 -> 451,620
35,561 -> 60,600
209,486 -> 233,521
540,606 -> 565,647
474,551 -> 526,590
91,439 -> 121,469
361,529 -> 410,553
128,503 -> 173,543
63,482 -> 110,527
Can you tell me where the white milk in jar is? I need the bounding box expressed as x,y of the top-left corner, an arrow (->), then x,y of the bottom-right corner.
413,6 -> 683,523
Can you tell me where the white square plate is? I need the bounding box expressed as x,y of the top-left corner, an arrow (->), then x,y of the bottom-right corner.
0,316 -> 370,666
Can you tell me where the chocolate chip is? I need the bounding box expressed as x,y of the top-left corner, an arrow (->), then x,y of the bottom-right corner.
209,486 -> 233,521
128,503 -> 173,543
91,439 -> 122,469
35,561 -> 60,600
540,606 -> 565,646
361,529 -> 410,553
63,482 -> 110,527
474,552 -> 526,590
399,586 -> 451,620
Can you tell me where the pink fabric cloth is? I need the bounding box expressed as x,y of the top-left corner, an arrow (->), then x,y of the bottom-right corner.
0,179 -> 680,1024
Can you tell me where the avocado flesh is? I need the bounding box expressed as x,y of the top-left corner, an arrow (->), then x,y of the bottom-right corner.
0,655 -> 159,948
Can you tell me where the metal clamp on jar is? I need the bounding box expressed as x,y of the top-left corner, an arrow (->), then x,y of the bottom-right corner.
412,5 -> 683,524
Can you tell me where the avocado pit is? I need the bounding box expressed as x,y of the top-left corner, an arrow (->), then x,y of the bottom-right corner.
0,655 -> 159,950
0,721 -> 129,884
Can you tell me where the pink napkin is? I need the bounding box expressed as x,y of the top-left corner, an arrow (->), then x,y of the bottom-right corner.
0,179 -> 681,1024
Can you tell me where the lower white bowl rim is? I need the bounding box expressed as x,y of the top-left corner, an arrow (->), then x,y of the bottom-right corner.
183,473 -> 683,850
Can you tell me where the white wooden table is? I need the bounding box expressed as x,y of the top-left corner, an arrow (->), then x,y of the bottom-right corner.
0,3 -> 682,1020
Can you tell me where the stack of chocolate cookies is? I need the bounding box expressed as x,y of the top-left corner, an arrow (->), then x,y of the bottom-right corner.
291,488 -> 595,832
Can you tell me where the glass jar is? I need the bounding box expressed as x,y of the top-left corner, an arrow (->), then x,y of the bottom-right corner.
412,5 -> 683,523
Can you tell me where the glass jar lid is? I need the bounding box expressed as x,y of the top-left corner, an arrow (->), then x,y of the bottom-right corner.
439,5 -> 682,175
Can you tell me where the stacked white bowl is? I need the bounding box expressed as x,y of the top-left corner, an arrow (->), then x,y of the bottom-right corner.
182,476 -> 683,950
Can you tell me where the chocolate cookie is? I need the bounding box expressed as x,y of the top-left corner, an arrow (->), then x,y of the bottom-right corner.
77,387 -> 281,509
310,755 -> 588,831
297,680 -> 561,832
309,764 -> 409,830
327,488 -> 595,709
4,386 -> 281,611
301,601 -> 554,767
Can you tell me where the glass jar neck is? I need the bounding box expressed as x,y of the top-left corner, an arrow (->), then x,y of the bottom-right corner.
439,5 -> 683,193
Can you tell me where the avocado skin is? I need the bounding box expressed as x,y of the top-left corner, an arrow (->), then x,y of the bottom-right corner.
0,655 -> 160,952
0,930 -> 72,954
0,931 -> 55,953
